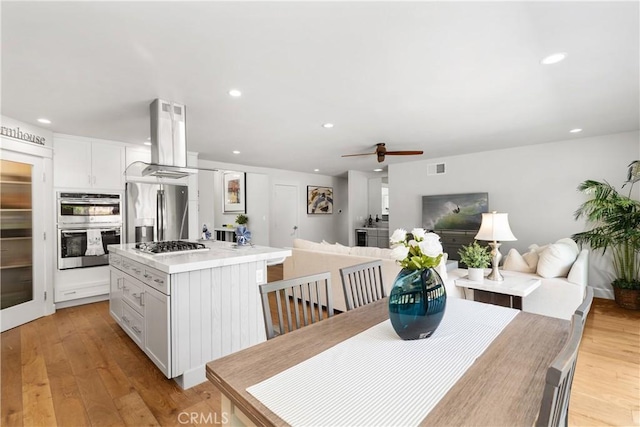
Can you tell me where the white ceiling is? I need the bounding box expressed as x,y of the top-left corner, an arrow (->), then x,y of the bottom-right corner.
2,1 -> 638,177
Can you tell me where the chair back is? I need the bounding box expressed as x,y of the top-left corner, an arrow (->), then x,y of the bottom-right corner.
259,272 -> 334,340
536,314 -> 584,427
575,286 -> 594,326
340,260 -> 386,311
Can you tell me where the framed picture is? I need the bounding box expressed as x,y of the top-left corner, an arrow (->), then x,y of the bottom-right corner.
307,186 -> 333,214
223,171 -> 246,213
422,192 -> 488,231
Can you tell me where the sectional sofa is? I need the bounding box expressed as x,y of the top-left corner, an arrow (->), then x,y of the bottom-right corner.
283,237 -> 587,319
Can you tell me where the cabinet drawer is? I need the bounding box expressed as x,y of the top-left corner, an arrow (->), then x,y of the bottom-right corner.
141,266 -> 169,295
55,282 -> 109,303
122,276 -> 144,315
121,303 -> 144,348
110,253 -> 122,269
117,257 -> 169,295
121,258 -> 144,279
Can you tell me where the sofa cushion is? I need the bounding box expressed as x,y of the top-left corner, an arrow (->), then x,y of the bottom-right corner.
503,248 -> 538,273
537,239 -> 580,278
293,238 -> 324,251
327,243 -> 352,255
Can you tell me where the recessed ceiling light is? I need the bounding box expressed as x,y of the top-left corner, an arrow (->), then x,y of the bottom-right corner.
314,169 -> 320,172
37,118 -> 51,124
540,52 -> 567,65
322,123 -> 334,128
229,89 -> 242,97
144,142 -> 152,146
233,150 -> 241,154
373,168 -> 383,172
569,128 -> 583,133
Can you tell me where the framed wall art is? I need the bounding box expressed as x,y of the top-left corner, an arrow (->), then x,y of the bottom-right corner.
421,192 -> 488,231
223,171 -> 246,213
307,186 -> 333,214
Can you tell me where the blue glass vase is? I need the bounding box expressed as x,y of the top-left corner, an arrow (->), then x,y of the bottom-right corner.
388,267 -> 447,340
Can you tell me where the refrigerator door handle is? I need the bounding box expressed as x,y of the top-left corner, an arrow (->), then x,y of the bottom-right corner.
157,189 -> 165,241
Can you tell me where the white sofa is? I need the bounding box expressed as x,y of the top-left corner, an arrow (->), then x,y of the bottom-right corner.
283,239 -> 454,312
283,238 -> 587,319
450,239 -> 589,320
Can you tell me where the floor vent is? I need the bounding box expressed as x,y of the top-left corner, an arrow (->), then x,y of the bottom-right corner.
427,162 -> 446,176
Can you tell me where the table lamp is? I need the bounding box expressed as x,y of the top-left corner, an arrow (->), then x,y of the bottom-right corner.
475,211 -> 517,281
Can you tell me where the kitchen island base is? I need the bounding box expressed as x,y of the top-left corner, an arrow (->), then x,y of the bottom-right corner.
109,241 -> 291,389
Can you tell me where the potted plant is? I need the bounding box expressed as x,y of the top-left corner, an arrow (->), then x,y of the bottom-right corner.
572,161 -> 640,310
235,214 -> 248,226
458,241 -> 491,282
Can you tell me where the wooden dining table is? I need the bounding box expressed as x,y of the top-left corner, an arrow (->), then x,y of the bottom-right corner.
206,298 -> 569,427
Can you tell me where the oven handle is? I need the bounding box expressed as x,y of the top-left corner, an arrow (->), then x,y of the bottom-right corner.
59,199 -> 120,205
59,227 -> 121,234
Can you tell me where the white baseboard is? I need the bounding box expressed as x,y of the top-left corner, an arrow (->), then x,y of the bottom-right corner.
592,286 -> 614,300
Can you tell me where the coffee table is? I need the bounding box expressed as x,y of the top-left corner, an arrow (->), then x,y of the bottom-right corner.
455,271 -> 542,309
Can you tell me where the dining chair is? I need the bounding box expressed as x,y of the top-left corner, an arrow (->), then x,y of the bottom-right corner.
536,313 -> 585,427
339,260 -> 386,311
259,272 -> 334,340
575,286 -> 594,326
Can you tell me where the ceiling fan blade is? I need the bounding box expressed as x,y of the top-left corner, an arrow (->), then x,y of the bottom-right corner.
384,150 -> 424,156
341,152 -> 377,158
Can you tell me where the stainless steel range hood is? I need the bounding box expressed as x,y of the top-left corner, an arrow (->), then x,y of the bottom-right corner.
124,98 -> 217,180
143,99 -> 198,178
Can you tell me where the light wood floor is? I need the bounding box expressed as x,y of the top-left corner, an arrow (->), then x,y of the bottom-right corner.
2,266 -> 638,426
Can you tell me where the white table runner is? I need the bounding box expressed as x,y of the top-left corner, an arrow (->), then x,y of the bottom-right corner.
247,298 -> 518,427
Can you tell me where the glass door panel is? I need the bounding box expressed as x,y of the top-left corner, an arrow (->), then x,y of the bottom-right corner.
0,159 -> 33,309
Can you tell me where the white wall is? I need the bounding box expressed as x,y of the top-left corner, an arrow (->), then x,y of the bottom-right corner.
347,170 -> 370,246
198,159 -> 348,247
389,131 -> 639,298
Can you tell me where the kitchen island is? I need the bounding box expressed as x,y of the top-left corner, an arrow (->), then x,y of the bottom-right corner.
108,241 -> 291,389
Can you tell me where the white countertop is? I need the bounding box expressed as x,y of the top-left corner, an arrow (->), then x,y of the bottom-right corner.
109,241 -> 291,274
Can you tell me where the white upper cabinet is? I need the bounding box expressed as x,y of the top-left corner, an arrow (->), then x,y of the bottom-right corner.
54,137 -> 124,190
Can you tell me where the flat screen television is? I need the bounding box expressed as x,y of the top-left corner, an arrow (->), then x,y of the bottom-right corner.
422,192 -> 489,231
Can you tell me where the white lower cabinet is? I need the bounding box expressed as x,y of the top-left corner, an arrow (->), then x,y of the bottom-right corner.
109,267 -> 124,323
110,254 -> 171,377
143,285 -> 170,377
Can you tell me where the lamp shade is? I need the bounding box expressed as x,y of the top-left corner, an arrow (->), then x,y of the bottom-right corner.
475,212 -> 517,241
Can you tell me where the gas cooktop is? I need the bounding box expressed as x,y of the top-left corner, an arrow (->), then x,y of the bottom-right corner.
135,240 -> 209,255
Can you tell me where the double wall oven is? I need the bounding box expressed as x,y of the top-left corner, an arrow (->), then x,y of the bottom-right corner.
57,192 -> 122,270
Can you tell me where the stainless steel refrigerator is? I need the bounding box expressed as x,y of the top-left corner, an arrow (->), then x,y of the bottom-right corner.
126,182 -> 189,243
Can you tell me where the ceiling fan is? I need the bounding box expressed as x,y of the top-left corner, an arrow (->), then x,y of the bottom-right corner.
341,143 -> 424,163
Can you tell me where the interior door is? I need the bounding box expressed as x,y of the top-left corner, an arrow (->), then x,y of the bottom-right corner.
271,184 -> 298,249
0,151 -> 46,332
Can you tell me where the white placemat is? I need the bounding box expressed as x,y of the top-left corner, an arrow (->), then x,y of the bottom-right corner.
247,298 -> 518,427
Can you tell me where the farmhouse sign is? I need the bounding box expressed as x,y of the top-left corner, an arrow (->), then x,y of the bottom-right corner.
1,125 -> 46,145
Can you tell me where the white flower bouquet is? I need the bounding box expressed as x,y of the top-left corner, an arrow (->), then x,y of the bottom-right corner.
389,228 -> 443,270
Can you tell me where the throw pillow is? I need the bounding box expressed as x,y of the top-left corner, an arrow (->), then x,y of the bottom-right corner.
435,252 -> 449,281
503,248 -> 537,273
536,238 -> 580,278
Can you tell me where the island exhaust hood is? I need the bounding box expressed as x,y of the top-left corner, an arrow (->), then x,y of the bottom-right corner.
142,98 -> 198,179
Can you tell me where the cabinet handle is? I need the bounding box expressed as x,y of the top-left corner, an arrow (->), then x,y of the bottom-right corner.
122,315 -> 129,324
132,292 -> 140,301
143,273 -> 151,279
64,291 -> 77,295
154,278 -> 164,284
122,285 -> 129,291
132,326 -> 141,334
132,268 -> 141,274
140,292 -> 145,306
